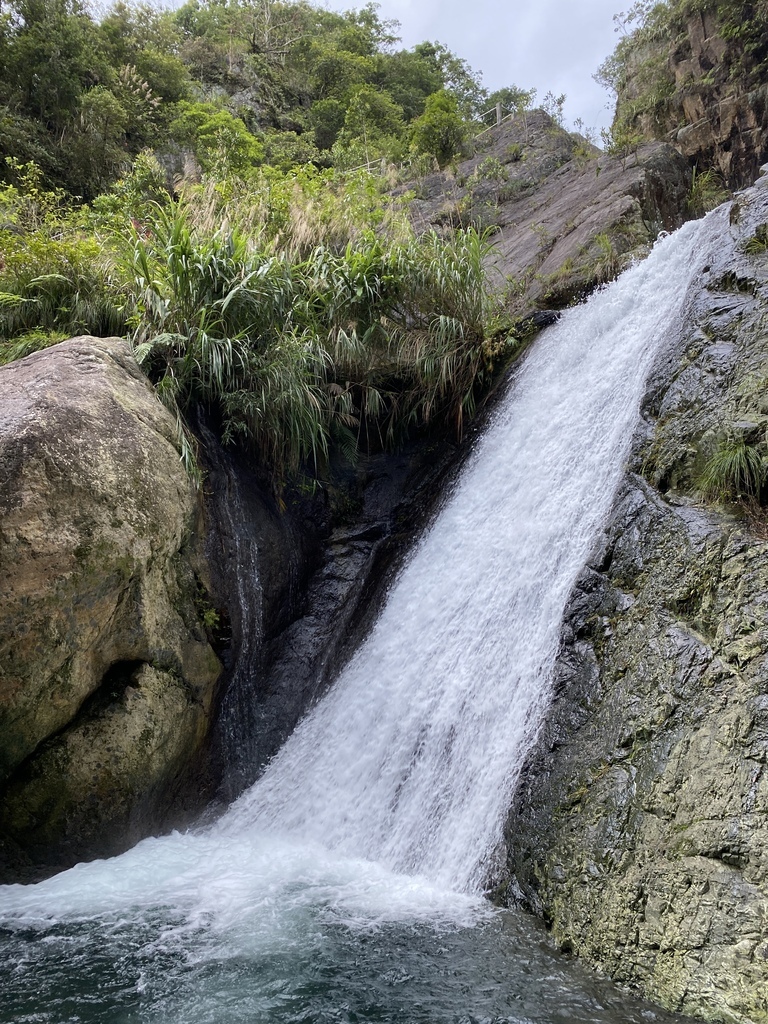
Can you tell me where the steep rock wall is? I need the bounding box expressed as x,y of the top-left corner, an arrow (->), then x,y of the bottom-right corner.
506,185 -> 768,1021
399,111 -> 691,315
614,6 -> 768,188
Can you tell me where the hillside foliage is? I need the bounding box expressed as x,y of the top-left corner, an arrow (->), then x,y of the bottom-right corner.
0,0 -> 531,196
0,147 -> 517,485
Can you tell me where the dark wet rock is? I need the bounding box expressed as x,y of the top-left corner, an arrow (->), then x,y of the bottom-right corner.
200,431 -> 463,803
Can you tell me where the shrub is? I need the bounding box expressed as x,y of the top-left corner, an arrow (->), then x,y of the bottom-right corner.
409,90 -> 467,167
124,201 -> 497,481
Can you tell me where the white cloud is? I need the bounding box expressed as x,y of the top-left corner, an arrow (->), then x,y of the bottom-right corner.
322,0 -> 623,131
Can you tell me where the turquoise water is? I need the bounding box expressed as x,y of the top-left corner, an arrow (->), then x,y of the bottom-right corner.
1,901 -> 688,1024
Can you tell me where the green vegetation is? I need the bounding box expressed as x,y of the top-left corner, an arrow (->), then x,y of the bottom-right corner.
0,0 -> 539,487
0,0 -> 533,193
701,434 -> 767,501
0,153 -> 515,486
128,202 -> 503,480
686,165 -> 730,216
743,223 -> 768,255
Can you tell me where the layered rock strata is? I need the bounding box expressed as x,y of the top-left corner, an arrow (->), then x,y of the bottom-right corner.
402,111 -> 691,313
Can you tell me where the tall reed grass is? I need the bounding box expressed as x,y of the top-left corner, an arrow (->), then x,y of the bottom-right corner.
1,171 -> 502,485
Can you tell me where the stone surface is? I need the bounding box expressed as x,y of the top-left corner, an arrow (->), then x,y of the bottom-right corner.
617,9 -> 768,188
399,111 -> 691,314
200,424 -> 465,803
0,336 -> 221,879
505,187 -> 768,1021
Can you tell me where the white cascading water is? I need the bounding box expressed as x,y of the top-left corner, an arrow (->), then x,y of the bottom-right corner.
218,213 -> 711,893
0,213 -> 714,940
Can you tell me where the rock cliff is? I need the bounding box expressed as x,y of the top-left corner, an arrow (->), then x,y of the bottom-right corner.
506,183 -> 768,1021
609,3 -> 768,188
400,110 -> 691,315
0,337 -> 221,880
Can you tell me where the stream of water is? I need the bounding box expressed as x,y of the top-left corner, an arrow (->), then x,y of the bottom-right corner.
0,212 -> 718,1024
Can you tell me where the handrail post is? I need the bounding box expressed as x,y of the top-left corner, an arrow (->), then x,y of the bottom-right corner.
496,102 -> 502,126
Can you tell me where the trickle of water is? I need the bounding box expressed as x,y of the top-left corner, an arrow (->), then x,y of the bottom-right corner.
200,431 -> 265,795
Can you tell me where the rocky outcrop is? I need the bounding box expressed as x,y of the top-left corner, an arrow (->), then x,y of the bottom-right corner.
664,11 -> 768,188
400,111 -> 691,315
505,186 -> 768,1020
613,5 -> 768,188
0,337 -> 221,879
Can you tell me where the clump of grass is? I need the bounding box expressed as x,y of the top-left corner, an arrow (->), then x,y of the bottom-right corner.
0,232 -> 125,342
686,167 -> 730,218
0,327 -> 69,366
592,232 -> 620,283
123,202 -> 497,485
743,224 -> 768,255
700,435 -> 767,501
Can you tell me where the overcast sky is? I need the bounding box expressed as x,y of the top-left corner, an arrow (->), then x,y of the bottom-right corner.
323,0 -> 624,132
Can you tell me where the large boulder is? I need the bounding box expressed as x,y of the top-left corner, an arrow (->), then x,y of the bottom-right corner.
505,186 -> 768,1019
0,336 -> 221,878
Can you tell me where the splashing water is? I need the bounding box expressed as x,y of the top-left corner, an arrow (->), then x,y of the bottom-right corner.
0,213 -> 718,1024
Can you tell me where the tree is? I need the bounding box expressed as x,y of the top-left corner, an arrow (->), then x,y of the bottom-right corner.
375,48 -> 442,120
333,84 -> 405,167
309,97 -> 345,150
0,0 -> 110,133
486,85 -> 536,115
66,86 -> 129,193
409,89 -> 466,166
171,100 -> 263,174
413,41 -> 486,119
311,49 -> 375,101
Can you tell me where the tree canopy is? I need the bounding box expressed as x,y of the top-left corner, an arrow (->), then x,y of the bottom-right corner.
0,0 -> 532,195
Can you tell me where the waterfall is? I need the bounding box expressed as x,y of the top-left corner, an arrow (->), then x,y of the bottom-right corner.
213,214 -> 711,893
0,212 -> 720,1024
0,213 -> 713,929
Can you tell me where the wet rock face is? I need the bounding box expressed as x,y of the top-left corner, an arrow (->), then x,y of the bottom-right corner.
201,430 -> 463,803
506,186 -> 768,1022
0,337 -> 221,880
